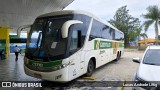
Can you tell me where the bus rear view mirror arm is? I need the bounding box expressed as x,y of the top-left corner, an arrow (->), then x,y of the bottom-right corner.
61,20 -> 83,38
132,58 -> 140,63
17,24 -> 32,38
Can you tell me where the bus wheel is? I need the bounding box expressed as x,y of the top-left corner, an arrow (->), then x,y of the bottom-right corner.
119,52 -> 121,59
115,52 -> 120,61
85,60 -> 94,77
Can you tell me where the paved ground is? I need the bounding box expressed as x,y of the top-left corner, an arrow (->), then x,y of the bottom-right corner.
92,51 -> 144,81
0,54 -> 40,81
0,51 -> 144,90
92,51 -> 144,90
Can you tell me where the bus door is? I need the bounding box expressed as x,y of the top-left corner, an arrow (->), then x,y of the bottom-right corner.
96,40 -> 107,65
68,24 -> 84,79
94,40 -> 106,66
99,49 -> 106,65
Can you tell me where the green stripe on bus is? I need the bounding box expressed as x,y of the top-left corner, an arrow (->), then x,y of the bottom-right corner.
114,42 -> 116,48
94,40 -> 124,50
119,43 -> 124,47
99,41 -> 112,49
94,40 -> 112,50
28,60 -> 62,67
94,40 -> 98,49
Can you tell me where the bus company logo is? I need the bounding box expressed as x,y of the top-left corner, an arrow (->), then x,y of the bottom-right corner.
99,41 -> 111,48
94,40 -> 100,50
2,82 -> 11,87
94,40 -> 112,49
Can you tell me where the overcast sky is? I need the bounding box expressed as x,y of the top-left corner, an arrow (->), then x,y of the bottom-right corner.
65,0 -> 160,39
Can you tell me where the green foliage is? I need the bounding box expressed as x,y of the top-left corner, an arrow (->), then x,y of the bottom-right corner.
129,27 -> 139,41
109,5 -> 141,46
139,33 -> 148,40
143,5 -> 160,44
158,35 -> 160,40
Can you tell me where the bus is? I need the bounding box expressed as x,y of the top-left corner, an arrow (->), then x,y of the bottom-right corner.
24,10 -> 124,82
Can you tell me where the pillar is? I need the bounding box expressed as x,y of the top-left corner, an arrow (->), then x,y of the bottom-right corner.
0,27 -> 10,58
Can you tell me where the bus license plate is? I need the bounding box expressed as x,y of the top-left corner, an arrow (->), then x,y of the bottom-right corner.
34,73 -> 42,78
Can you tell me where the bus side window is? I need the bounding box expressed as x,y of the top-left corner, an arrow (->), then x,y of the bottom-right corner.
70,30 -> 78,50
89,19 -> 103,41
70,30 -> 82,52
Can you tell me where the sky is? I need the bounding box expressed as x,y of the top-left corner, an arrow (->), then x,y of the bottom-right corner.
65,0 -> 160,39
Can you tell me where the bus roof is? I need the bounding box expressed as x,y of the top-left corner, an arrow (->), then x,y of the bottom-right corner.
38,10 -> 123,34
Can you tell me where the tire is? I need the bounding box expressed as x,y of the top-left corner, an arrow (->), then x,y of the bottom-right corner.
85,60 -> 94,77
119,52 -> 121,59
115,52 -> 120,61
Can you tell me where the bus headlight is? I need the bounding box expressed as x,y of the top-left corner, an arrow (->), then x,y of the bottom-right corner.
62,64 -> 67,67
52,63 -> 69,71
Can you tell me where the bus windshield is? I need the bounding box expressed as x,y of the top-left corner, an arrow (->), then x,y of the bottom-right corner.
26,15 -> 73,61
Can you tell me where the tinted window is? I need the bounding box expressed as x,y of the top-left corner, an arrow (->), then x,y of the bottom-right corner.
102,26 -> 110,39
115,31 -> 124,41
73,14 -> 91,46
101,26 -> 114,40
89,19 -> 124,41
26,15 -> 72,59
69,24 -> 82,51
89,20 -> 103,40
143,50 -> 160,65
112,29 -> 115,40
70,30 -> 78,50
109,28 -> 114,40
43,16 -> 72,56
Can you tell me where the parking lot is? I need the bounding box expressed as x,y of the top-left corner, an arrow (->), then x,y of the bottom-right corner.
92,50 -> 144,81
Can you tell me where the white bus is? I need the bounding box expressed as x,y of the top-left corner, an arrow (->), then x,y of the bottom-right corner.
24,10 -> 124,82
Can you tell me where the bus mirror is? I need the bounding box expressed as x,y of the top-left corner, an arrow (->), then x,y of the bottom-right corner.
61,20 -> 83,38
17,24 -> 32,38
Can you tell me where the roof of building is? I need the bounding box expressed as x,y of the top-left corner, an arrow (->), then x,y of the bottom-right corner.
138,39 -> 160,44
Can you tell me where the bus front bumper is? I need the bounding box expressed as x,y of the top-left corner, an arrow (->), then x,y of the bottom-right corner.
24,65 -> 69,82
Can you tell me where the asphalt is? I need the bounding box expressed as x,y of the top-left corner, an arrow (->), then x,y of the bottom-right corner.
0,54 -> 40,81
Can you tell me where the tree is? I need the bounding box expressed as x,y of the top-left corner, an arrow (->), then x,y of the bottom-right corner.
143,5 -> 160,45
139,33 -> 148,40
129,27 -> 141,41
109,6 -> 141,47
132,26 -> 148,40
